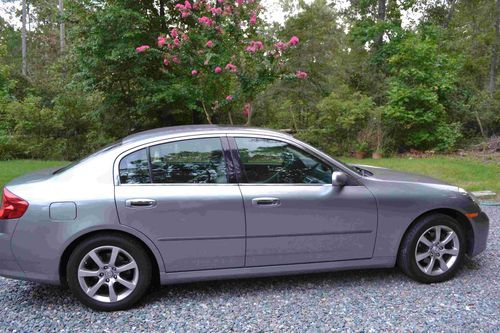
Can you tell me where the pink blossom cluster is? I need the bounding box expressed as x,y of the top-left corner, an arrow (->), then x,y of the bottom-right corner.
245,40 -> 264,53
214,66 -> 222,74
198,16 -> 214,26
206,40 -> 214,47
249,11 -> 257,25
211,7 -> 223,16
175,1 -> 192,17
135,45 -> 150,53
225,63 -> 237,73
274,36 -> 299,51
295,70 -> 308,79
226,95 -> 233,101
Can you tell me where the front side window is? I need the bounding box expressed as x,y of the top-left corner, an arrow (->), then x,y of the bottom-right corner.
235,137 -> 334,184
150,138 -> 227,184
119,148 -> 151,184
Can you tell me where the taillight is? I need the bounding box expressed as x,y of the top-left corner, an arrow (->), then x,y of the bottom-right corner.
0,188 -> 29,219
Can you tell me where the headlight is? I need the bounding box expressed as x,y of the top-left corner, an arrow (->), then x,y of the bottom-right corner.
459,188 -> 481,205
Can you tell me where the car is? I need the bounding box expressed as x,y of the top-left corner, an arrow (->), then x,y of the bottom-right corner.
0,125 -> 489,311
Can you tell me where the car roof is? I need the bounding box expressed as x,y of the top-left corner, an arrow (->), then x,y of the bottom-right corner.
122,125 -> 292,144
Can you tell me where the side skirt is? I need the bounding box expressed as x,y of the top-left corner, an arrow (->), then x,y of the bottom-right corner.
160,256 -> 396,285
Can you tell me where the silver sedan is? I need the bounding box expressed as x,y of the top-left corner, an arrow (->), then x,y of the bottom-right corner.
0,126 -> 489,311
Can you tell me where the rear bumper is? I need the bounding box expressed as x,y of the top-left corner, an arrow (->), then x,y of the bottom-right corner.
0,219 -> 26,281
469,210 -> 489,257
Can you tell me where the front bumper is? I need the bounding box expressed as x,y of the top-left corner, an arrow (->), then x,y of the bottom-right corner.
0,219 -> 26,281
469,210 -> 489,257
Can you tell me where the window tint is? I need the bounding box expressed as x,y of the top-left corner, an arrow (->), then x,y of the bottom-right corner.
235,137 -> 334,184
150,138 -> 227,184
119,148 -> 151,184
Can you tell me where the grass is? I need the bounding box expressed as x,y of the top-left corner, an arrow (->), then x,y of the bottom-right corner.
343,156 -> 500,194
0,160 -> 68,189
0,156 -> 498,195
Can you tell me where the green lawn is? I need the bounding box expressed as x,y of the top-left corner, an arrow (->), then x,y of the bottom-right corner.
0,157 -> 498,195
343,156 -> 500,194
0,160 -> 68,189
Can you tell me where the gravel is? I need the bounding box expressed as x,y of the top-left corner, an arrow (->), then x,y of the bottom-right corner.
0,206 -> 498,333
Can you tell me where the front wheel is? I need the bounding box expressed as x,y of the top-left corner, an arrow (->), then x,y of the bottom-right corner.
66,234 -> 152,311
398,214 -> 466,283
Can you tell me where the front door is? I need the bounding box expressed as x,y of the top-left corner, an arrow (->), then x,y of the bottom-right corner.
114,137 -> 246,272
231,136 -> 378,267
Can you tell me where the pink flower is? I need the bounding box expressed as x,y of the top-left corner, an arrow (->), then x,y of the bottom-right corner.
206,40 -> 214,47
157,36 -> 166,47
135,45 -> 150,53
167,43 -> 173,49
198,16 -> 214,26
184,0 -> 192,9
249,11 -> 257,25
275,41 -> 287,50
214,66 -> 222,73
163,58 -> 170,66
181,10 -> 191,17
245,40 -> 264,53
211,7 -> 222,16
218,0 -> 224,3
173,38 -> 181,47
295,70 -> 308,79
191,69 -> 198,76
175,4 -> 185,10
289,36 -> 299,46
226,95 -> 233,101
223,4 -> 233,15
172,56 -> 180,64
236,0 -> 243,6
182,33 -> 189,41
204,59 -> 209,65
170,28 -> 178,38
225,63 -> 237,73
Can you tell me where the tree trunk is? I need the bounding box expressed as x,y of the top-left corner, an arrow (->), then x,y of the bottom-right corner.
21,0 -> 27,76
59,0 -> 65,53
488,0 -> 500,94
375,0 -> 386,47
159,0 -> 166,30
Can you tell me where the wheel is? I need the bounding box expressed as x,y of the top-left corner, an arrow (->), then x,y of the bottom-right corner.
66,234 -> 152,311
398,213 -> 466,283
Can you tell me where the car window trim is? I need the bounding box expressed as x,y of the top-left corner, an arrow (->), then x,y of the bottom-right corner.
114,134 -> 234,186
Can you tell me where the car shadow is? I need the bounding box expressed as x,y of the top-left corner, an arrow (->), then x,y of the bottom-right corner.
9,255 -> 487,310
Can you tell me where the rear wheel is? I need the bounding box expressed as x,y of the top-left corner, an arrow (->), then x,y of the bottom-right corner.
66,234 -> 152,311
398,214 -> 466,283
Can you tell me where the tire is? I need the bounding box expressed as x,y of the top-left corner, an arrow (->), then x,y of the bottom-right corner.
66,234 -> 152,311
398,213 -> 466,283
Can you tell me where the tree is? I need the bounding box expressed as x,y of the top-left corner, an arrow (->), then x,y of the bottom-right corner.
136,0 -> 304,125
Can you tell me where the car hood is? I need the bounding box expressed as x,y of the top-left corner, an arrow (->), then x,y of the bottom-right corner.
6,167 -> 60,187
353,164 -> 454,186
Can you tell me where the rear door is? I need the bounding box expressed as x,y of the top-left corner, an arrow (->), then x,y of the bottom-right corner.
230,135 -> 378,267
114,136 -> 246,272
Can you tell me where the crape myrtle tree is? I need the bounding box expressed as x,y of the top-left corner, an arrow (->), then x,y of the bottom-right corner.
135,0 -> 305,125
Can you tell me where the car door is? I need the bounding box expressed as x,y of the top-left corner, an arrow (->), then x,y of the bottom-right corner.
114,136 -> 246,272
230,135 -> 378,267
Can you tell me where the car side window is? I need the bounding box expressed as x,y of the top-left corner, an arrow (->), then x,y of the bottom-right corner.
150,138 -> 228,184
119,148 -> 151,184
235,137 -> 334,184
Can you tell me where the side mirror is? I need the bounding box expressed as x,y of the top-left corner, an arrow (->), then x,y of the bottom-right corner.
332,171 -> 348,187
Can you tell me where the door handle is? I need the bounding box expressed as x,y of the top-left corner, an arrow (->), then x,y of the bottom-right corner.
252,197 -> 281,207
125,199 -> 157,208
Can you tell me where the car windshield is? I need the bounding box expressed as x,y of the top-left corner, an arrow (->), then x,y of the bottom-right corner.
53,140 -> 123,174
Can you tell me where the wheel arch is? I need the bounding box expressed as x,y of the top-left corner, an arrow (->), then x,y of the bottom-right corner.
398,208 -> 474,256
59,227 -> 164,287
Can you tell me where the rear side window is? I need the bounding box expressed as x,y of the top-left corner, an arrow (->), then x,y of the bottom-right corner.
119,148 -> 151,184
150,138 -> 227,184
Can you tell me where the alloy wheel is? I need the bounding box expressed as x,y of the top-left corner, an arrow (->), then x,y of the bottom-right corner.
414,225 -> 460,276
77,246 -> 139,303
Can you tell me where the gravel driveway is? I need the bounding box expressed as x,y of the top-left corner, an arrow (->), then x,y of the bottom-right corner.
0,206 -> 498,332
